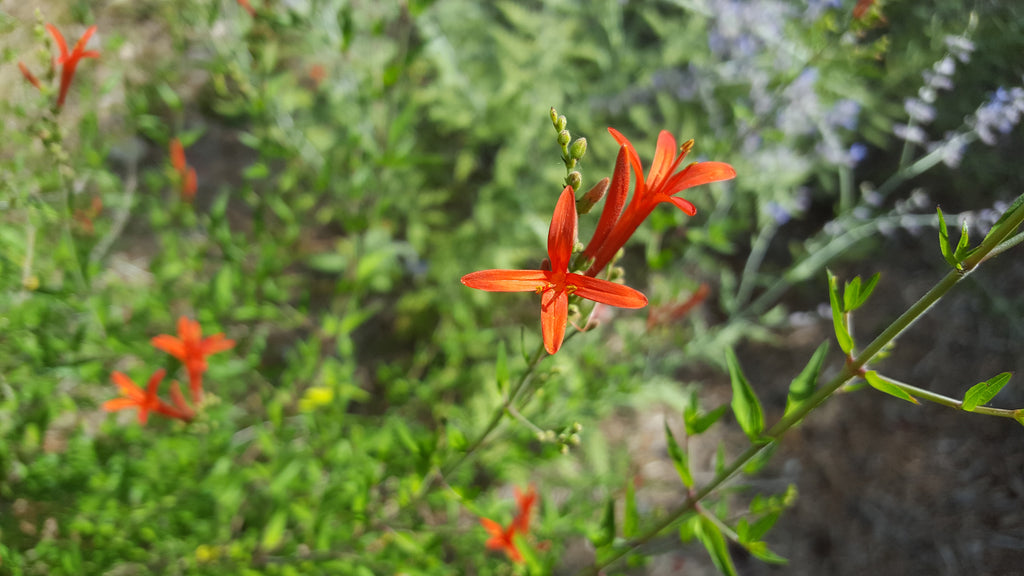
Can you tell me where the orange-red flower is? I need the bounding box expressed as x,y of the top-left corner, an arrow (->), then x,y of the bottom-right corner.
237,0 -> 256,16
462,186 -> 648,355
583,128 -> 736,277
170,138 -> 198,202
103,369 -> 191,425
151,317 -> 235,403
18,62 -> 42,90
480,486 -> 539,564
46,24 -> 100,109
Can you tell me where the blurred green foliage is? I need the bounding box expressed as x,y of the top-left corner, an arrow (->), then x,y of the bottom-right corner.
1,0 -> 1021,574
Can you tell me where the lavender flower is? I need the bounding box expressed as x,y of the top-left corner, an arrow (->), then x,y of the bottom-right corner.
904,98 -> 937,124
893,123 -> 927,144
972,86 -> 1024,145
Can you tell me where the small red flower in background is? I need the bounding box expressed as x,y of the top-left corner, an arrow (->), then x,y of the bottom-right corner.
462,186 -> 648,355
237,0 -> 257,16
853,0 -> 875,19
583,128 -> 736,277
18,62 -> 42,90
103,369 -> 191,425
48,24 -> 100,109
309,64 -> 327,88
151,317 -> 235,403
169,139 -> 198,202
646,282 -> 711,330
480,486 -> 539,564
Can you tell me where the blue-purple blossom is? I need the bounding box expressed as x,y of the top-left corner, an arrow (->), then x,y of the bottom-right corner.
893,123 -> 927,144
972,86 -> 1024,145
904,98 -> 936,124
849,143 -> 868,164
944,35 -> 975,63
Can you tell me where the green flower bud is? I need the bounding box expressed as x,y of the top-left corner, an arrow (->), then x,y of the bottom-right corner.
556,115 -> 567,132
549,107 -> 559,127
569,137 -> 588,160
567,170 -> 582,190
576,177 -> 609,214
557,129 -> 571,147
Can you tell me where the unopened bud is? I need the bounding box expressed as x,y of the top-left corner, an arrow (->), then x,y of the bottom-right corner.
567,170 -> 582,190
569,137 -> 588,160
557,129 -> 571,147
556,115 -> 567,132
576,177 -> 609,214
549,107 -> 559,127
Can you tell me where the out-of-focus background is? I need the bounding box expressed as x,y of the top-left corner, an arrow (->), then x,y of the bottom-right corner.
1,1 -> 1022,574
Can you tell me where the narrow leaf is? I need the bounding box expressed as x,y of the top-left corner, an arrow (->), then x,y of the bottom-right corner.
623,478 -> 638,538
687,404 -> 728,436
854,272 -> 881,310
843,276 -> 861,312
593,498 -> 615,547
864,371 -> 919,404
745,541 -> 788,565
678,512 -> 700,543
827,270 -> 854,354
696,516 -> 738,576
953,219 -> 971,261
664,422 -> 694,488
937,207 -> 957,268
784,342 -> 829,418
983,192 -> 1024,244
962,372 -> 1013,412
726,348 -> 765,441
495,341 -> 509,397
261,510 -> 288,550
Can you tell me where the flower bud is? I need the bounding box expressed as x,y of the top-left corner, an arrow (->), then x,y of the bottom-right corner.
549,107 -> 559,127
569,137 -> 588,160
576,177 -> 609,214
566,170 -> 581,190
556,115 -> 567,132
557,129 -> 571,147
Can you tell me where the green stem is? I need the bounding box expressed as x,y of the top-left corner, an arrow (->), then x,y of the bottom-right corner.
733,220 -> 778,311
574,196 -> 1024,576
868,374 -> 1023,419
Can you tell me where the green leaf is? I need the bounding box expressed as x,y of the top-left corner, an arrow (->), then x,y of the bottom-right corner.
678,513 -> 700,543
827,270 -> 854,354
937,207 -> 957,268
261,510 -> 288,550
746,511 -> 781,542
954,219 -> 971,261
784,342 -> 829,418
983,192 -> 1024,244
664,422 -> 694,488
592,498 -> 615,548
686,404 -> 728,436
864,371 -> 919,404
495,341 -> 509,396
696,516 -> 738,576
842,276 -> 861,312
726,348 -> 764,441
745,540 -> 788,564
855,272 -> 881,309
623,478 -> 639,538
962,372 -> 1012,412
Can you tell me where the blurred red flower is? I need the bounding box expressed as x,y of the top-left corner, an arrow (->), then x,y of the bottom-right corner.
461,186 -> 647,355
237,0 -> 256,16
103,369 -> 190,425
47,24 -> 100,109
169,138 -> 198,202
480,485 -> 539,564
151,317 -> 235,403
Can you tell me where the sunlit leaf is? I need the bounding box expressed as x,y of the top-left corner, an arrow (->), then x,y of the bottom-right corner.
937,207 -> 957,268
696,516 -> 738,576
962,372 -> 1012,412
827,270 -> 854,354
954,219 -> 971,261
664,421 -> 694,488
623,478 -> 638,538
726,348 -> 764,441
864,371 -> 919,404
784,342 -> 829,418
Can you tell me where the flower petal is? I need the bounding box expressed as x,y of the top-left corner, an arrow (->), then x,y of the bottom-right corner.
46,24 -> 69,61
664,161 -> 736,196
151,335 -> 187,360
111,371 -> 144,400
584,145 -> 630,258
170,139 -> 186,172
145,369 -> 166,396
666,196 -> 697,216
200,334 -> 235,355
608,127 -> 646,191
480,517 -> 504,539
546,186 -> 577,273
570,274 -> 648,309
71,26 -> 97,59
540,289 -> 568,355
461,269 -> 547,292
102,398 -> 137,412
178,317 -> 202,345
646,130 -> 678,192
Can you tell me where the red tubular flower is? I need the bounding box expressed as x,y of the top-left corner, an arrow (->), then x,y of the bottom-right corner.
237,0 -> 257,16
480,517 -> 522,563
462,186 -> 648,355
103,369 -> 190,425
169,138 -> 198,201
512,485 -> 537,534
18,62 -> 42,90
584,128 -> 737,277
151,317 -> 235,403
45,24 -> 100,110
